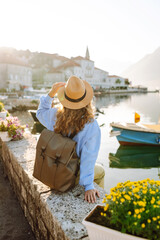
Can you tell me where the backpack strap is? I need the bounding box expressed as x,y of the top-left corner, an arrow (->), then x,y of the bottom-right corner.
37,129 -> 55,151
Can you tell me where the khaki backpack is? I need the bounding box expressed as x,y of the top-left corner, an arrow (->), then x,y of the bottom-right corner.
33,129 -> 80,192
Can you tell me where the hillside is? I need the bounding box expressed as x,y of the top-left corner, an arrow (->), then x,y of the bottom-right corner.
122,47 -> 160,89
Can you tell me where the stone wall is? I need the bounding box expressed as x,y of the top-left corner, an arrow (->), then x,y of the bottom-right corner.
0,133 -> 105,240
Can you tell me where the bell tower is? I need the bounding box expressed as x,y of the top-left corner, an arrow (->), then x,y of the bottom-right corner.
85,46 -> 90,60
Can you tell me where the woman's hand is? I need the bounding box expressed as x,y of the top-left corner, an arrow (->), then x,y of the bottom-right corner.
48,82 -> 66,98
85,189 -> 100,203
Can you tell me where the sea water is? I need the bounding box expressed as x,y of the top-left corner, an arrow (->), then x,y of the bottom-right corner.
95,92 -> 160,192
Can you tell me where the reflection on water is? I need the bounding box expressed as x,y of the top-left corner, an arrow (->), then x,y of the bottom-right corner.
94,93 -> 131,109
109,146 -> 160,169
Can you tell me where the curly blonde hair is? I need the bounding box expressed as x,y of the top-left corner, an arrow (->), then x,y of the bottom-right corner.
54,102 -> 95,136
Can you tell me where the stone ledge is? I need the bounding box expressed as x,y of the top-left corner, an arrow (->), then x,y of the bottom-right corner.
0,133 -> 106,240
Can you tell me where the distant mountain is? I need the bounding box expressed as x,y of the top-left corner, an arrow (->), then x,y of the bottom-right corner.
122,47 -> 160,89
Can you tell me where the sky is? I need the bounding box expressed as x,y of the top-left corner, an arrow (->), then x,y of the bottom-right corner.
0,0 -> 160,75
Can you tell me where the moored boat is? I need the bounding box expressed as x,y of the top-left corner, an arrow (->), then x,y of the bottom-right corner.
110,122 -> 160,146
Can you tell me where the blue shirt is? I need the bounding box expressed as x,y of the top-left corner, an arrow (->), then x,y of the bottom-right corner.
36,95 -> 101,191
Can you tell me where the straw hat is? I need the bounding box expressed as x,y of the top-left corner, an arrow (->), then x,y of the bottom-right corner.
57,76 -> 93,109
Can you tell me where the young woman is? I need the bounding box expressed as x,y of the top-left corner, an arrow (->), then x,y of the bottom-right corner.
36,76 -> 104,203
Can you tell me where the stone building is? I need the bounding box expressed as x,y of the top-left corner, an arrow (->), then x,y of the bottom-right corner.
44,47 -> 110,89
0,54 -> 32,91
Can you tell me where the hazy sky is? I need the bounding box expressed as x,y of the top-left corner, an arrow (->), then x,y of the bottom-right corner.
0,0 -> 160,74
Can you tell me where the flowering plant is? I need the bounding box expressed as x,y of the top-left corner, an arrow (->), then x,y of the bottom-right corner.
101,179 -> 160,240
0,116 -> 27,140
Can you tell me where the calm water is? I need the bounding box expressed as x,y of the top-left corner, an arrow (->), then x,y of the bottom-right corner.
95,92 -> 160,192
13,92 -> 160,193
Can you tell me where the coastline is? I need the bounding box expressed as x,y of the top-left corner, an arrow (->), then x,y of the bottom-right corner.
94,89 -> 157,96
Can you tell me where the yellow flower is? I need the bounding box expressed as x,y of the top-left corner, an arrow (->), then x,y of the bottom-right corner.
103,213 -> 106,217
124,194 -> 131,201
152,217 -> 157,221
120,198 -> 125,203
112,196 -> 116,202
133,187 -> 139,193
137,201 -> 146,207
135,209 -> 139,214
101,212 -> 104,216
138,214 -> 141,219
150,190 -> 156,195
128,211 -> 131,215
141,223 -> 145,228
139,208 -> 145,213
157,200 -> 160,205
110,187 -> 115,192
151,198 -> 155,204
104,204 -> 109,211
134,222 -> 137,226
134,194 -> 140,199
142,190 -> 147,194
107,195 -> 111,200
157,225 -> 160,229
147,219 -> 151,223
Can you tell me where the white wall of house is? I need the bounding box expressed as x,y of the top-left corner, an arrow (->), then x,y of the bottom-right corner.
0,63 -> 32,90
64,66 -> 82,80
7,64 -> 32,90
53,59 -> 63,68
108,76 -> 127,88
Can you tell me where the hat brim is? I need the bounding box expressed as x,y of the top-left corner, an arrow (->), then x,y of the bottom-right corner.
57,80 -> 93,109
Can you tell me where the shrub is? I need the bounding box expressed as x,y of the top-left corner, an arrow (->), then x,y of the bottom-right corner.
101,179 -> 160,240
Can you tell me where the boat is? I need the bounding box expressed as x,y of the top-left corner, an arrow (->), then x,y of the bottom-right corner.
109,145 -> 160,168
110,122 -> 160,146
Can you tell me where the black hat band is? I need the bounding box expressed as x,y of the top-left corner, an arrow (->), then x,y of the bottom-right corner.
64,90 -> 86,103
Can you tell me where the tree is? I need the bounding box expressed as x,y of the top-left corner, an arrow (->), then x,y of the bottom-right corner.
115,79 -> 121,84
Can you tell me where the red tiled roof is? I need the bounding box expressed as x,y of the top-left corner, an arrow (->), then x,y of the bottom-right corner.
108,75 -> 121,78
72,56 -> 94,62
48,68 -> 63,74
56,60 -> 81,70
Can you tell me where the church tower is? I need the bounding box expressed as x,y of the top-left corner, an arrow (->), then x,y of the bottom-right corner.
85,46 -> 90,60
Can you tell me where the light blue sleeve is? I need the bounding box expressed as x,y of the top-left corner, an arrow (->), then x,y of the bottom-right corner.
79,120 -> 101,191
36,95 -> 57,131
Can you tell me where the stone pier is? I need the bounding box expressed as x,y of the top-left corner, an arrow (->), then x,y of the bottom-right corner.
0,133 -> 105,240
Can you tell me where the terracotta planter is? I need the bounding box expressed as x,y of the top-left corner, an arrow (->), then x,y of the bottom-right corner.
82,205 -> 147,240
0,112 -> 7,120
0,132 -> 12,142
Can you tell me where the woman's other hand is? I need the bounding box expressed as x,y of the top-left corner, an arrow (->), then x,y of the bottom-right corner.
48,82 -> 66,98
85,189 -> 100,203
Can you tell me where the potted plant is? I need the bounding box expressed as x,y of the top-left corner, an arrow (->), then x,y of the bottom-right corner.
0,116 -> 27,141
0,102 -> 7,120
83,179 -> 160,240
